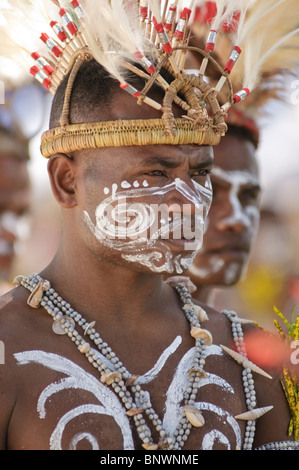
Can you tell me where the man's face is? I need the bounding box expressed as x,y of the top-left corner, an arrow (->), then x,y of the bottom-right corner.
0,154 -> 31,279
188,133 -> 261,286
78,143 -> 214,275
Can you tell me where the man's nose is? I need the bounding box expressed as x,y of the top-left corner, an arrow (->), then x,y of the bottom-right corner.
216,197 -> 251,233
163,178 -> 203,216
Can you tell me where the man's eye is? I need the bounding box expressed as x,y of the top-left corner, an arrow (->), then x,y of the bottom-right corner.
240,187 -> 260,203
147,170 -> 166,177
191,169 -> 211,178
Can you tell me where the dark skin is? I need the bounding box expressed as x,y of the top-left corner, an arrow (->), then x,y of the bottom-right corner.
0,92 -> 292,450
187,134 -> 261,303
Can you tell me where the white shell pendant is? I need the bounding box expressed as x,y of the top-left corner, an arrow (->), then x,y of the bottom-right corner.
190,327 -> 213,346
52,315 -> 75,335
100,371 -> 122,385
142,443 -> 158,450
165,276 -> 197,293
12,275 -> 25,286
84,321 -> 96,335
27,279 -> 51,308
192,304 -> 209,322
183,405 -> 205,427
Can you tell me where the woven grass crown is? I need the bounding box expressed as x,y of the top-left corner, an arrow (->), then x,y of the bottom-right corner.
39,0 -> 235,158
2,1 -> 299,157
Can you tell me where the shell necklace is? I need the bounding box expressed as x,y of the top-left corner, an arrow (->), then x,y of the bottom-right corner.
16,273 -> 271,450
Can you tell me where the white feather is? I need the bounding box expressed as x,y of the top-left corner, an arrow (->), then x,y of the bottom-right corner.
108,0 -> 147,57
80,0 -> 130,84
237,0 -> 286,45
148,0 -> 163,22
210,0 -> 248,31
238,0 -> 299,91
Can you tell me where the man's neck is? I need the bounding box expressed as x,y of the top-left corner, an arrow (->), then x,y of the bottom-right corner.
40,241 -> 176,326
192,284 -> 215,305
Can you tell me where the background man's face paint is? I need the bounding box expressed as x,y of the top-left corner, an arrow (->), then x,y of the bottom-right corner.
212,167 -> 260,231
189,166 -> 260,285
84,178 -> 212,274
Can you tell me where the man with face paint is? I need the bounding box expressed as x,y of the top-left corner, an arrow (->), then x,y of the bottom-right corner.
187,111 -> 261,304
0,0 -> 297,452
0,126 -> 31,294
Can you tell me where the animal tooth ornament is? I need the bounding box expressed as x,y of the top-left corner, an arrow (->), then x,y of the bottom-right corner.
220,344 -> 273,380
183,405 -> 205,427
1,0 -> 298,160
235,406 -> 274,421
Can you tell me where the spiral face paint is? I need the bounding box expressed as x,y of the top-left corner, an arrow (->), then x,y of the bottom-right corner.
84,178 -> 212,274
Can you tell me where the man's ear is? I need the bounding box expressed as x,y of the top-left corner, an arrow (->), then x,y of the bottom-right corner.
47,154 -> 77,208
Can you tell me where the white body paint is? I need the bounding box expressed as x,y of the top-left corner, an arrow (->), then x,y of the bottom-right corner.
84,178 -> 212,274
15,337 -> 242,450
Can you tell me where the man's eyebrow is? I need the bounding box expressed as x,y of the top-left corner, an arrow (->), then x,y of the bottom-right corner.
140,155 -> 214,169
140,156 -> 181,168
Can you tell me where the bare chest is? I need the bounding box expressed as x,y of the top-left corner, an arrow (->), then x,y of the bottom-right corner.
9,337 -> 250,451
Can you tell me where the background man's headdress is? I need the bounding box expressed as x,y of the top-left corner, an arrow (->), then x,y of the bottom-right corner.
187,0 -> 299,148
1,0 -> 299,157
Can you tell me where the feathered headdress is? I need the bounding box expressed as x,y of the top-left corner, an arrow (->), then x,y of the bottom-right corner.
186,0 -> 299,144
0,0 -> 298,157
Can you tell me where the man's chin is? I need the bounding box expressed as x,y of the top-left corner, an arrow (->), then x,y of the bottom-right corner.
188,252 -> 248,286
121,242 -> 197,276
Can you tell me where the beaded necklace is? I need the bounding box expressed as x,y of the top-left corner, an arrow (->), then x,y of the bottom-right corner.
18,273 -> 261,450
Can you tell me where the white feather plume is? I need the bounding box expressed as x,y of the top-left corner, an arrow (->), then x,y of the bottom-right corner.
210,0 -> 248,31
232,0 -> 299,91
79,0 -> 126,84
148,0 -> 165,23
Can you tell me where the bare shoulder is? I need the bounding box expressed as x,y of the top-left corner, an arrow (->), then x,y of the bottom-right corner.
192,298 -> 293,447
0,286 -> 39,383
0,286 -> 41,346
0,287 -> 30,449
192,297 -> 236,345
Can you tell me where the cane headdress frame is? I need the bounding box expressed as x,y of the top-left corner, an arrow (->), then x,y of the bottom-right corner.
2,0 -> 299,158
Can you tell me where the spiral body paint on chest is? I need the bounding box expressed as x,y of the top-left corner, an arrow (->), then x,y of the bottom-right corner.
84,178 -> 212,274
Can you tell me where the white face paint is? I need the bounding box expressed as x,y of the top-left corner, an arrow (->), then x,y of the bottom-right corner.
189,256 -> 225,279
212,167 -> 260,235
84,178 -> 213,274
190,167 -> 260,284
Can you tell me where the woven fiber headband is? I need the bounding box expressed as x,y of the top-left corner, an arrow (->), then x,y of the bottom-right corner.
41,118 -> 220,158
